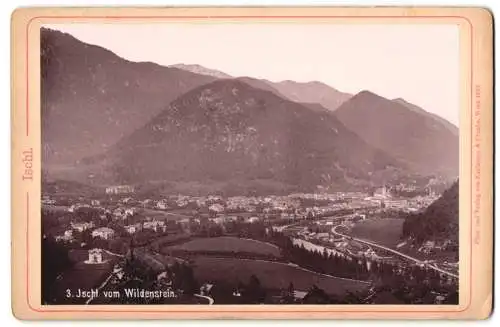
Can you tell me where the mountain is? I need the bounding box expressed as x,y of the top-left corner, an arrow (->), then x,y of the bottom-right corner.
402,180 -> 459,245
268,80 -> 352,111
171,64 -> 351,111
334,91 -> 459,178
392,98 -> 459,137
170,64 -> 233,79
237,77 -> 348,114
82,80 -> 404,194
41,28 -> 217,165
236,77 -> 286,98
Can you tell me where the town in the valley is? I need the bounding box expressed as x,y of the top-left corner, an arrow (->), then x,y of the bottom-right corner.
42,179 -> 459,306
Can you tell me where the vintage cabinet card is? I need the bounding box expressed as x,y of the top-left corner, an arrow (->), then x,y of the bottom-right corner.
11,7 -> 493,320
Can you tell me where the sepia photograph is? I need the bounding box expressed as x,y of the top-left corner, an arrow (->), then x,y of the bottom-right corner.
10,6 -> 493,320
39,21 -> 460,306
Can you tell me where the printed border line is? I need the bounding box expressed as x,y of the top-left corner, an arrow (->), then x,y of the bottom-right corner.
25,14 -> 473,315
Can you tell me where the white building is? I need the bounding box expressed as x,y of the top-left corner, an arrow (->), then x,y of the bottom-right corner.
124,225 -> 138,234
143,220 -> 166,232
91,227 -> 115,240
246,216 -> 260,224
156,200 -> 169,210
55,229 -> 74,242
71,221 -> 94,232
209,203 -> 224,213
86,248 -> 104,264
105,185 -> 135,195
124,208 -> 136,217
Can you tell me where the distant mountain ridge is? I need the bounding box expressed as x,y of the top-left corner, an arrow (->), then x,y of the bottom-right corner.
42,28 -> 458,189
267,80 -> 352,111
171,64 -> 352,111
170,63 -> 233,79
172,64 -> 457,132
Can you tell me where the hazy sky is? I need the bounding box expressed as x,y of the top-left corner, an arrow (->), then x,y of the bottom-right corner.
46,23 -> 459,125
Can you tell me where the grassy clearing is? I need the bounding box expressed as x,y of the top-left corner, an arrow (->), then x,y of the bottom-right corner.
141,208 -> 190,221
167,237 -> 281,257
349,218 -> 405,248
192,256 -> 369,295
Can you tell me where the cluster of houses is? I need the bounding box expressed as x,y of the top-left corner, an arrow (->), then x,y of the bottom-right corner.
153,195 -> 222,211
208,215 -> 261,225
289,192 -> 368,201
54,214 -> 170,243
418,240 -> 458,254
55,223 -> 116,242
406,194 -> 441,211
41,195 -> 56,205
105,185 -> 135,195
357,185 -> 441,213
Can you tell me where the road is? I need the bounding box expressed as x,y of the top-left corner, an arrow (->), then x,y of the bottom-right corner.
86,271 -> 116,304
104,249 -> 125,258
194,293 -> 214,305
331,225 -> 458,279
86,251 -> 124,304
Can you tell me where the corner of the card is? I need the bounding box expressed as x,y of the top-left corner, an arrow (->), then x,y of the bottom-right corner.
475,293 -> 493,320
463,7 -> 494,30
11,7 -> 36,28
474,7 -> 494,25
11,294 -> 39,321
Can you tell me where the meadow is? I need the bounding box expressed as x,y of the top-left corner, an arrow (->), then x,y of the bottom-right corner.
192,256 -> 370,295
349,218 -> 405,248
166,236 -> 282,257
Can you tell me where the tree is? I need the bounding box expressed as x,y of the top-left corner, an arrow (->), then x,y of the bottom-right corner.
303,285 -> 330,304
246,275 -> 265,303
280,282 -> 295,304
41,236 -> 73,304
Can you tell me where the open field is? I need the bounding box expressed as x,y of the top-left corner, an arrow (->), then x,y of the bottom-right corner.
149,233 -> 192,247
166,237 -> 282,257
42,204 -> 70,213
141,208 -> 191,221
349,218 -> 405,248
192,256 -> 370,295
